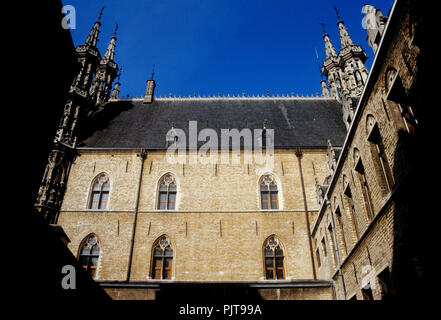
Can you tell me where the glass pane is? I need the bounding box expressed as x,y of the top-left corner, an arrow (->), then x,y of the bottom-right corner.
90,257 -> 99,266
102,183 -> 110,192
270,184 -> 278,191
275,257 -> 284,268
92,183 -> 101,191
265,257 -> 274,268
153,268 -> 162,279
276,268 -> 284,279
270,192 -> 278,201
163,268 -> 171,280
159,193 -> 167,201
168,193 -> 176,202
90,192 -> 100,209
261,200 -> 269,210
264,247 -> 273,257
153,257 -> 163,268
167,201 -> 175,210
260,184 -> 268,191
91,245 -> 100,255
275,247 -> 284,257
164,257 -> 173,268
80,246 -> 90,255
159,202 -> 167,210
159,184 -> 168,192
168,184 -> 177,192
261,192 -> 268,200
154,246 -> 163,256
100,192 -> 109,209
266,269 -> 274,280
164,246 -> 173,257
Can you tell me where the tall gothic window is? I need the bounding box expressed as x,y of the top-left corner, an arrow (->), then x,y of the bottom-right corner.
89,173 -> 110,210
78,234 -> 100,279
385,67 -> 418,135
343,182 -> 360,242
260,174 -> 279,210
366,115 -> 395,193
157,174 -> 177,210
263,236 -> 285,280
151,235 -> 173,280
353,149 -> 374,221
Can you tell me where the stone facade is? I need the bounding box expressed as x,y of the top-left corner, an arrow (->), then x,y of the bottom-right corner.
311,0 -> 426,300
58,150 -> 333,299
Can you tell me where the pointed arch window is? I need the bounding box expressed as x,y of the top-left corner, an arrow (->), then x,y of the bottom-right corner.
157,174 -> 177,210
366,115 -> 395,193
151,235 -> 173,280
264,236 -> 285,280
78,235 -> 100,279
353,149 -> 374,220
260,174 -> 279,210
89,174 -> 110,210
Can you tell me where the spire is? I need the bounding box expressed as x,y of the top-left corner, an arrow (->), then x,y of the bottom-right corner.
90,22 -> 119,105
320,23 -> 337,58
85,7 -> 104,48
151,63 -> 156,80
103,24 -> 118,61
334,6 -> 354,48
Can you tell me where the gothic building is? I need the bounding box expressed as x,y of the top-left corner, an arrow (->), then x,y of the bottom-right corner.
36,0 -> 427,300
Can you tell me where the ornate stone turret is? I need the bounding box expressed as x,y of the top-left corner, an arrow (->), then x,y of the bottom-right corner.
71,7 -> 103,96
320,8 -> 370,100
320,23 -> 344,100
35,12 -> 120,224
90,24 -> 119,105
335,7 -> 369,97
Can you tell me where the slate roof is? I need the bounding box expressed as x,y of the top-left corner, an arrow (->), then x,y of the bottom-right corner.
78,97 -> 347,149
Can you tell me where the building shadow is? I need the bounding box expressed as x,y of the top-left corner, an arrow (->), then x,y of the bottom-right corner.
389,3 -> 431,300
154,282 -> 265,302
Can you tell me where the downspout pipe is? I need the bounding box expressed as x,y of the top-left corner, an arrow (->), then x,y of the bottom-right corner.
127,148 -> 147,281
325,195 -> 347,300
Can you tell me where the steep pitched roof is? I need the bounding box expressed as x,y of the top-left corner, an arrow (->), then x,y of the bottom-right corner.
78,97 -> 347,149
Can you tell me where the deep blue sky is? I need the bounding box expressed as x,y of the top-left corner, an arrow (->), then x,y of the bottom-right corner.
63,0 -> 393,98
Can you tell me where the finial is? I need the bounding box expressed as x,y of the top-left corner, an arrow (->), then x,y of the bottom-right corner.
151,64 -> 156,80
98,7 -> 104,21
113,23 -> 119,37
334,6 -> 341,20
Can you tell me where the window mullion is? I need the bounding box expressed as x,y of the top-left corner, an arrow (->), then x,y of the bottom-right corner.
98,185 -> 104,209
